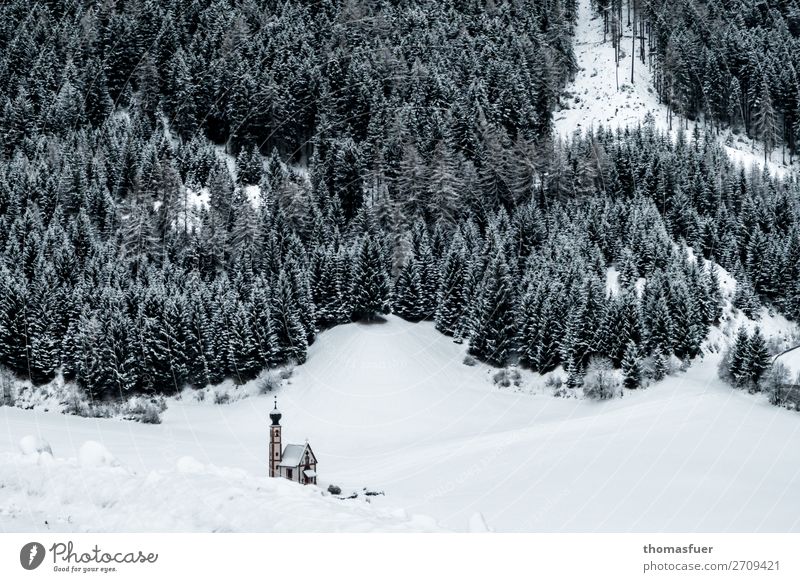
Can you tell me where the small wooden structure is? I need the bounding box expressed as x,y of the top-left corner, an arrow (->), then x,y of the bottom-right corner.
268,398 -> 318,485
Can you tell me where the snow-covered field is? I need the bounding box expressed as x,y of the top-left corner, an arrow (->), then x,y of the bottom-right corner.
555,0 -> 797,179
3,316 -> 800,532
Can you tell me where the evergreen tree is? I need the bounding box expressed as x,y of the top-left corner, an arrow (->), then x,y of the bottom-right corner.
744,327 -> 771,390
621,340 -> 642,389
393,258 -> 425,321
227,302 -> 262,384
271,270 -> 308,365
351,234 -> 391,321
435,235 -> 468,337
469,252 -> 517,367
727,326 -> 750,387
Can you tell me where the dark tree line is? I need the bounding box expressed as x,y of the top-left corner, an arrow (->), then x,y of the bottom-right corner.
2,112 -> 799,400
0,0 -> 799,403
0,0 -> 577,162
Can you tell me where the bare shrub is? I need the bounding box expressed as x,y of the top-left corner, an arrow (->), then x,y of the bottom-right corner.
763,363 -> 793,407
492,368 -> 521,388
279,363 -> 295,380
121,396 -> 166,424
257,370 -> 282,395
583,357 -> 621,400
214,391 -> 231,405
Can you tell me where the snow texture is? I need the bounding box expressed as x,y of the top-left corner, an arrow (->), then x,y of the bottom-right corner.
18,436 -> 52,457
78,441 -> 119,469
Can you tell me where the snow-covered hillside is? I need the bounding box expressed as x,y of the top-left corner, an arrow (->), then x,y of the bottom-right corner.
0,446 -> 441,533
3,316 -> 800,532
555,0 -> 796,179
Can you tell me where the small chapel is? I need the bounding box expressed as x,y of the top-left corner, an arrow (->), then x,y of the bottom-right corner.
268,397 -> 318,485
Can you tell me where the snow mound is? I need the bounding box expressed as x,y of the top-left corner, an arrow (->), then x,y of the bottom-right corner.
79,441 -> 119,468
0,451 -> 444,532
469,512 -> 492,533
18,435 -> 52,457
176,456 -> 205,474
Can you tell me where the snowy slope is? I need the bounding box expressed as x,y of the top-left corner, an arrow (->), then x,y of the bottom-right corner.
3,316 -> 800,532
707,262 -> 799,354
555,0 -> 796,178
0,448 -> 440,533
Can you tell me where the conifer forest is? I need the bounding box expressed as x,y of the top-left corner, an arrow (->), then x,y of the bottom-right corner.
0,0 -> 799,403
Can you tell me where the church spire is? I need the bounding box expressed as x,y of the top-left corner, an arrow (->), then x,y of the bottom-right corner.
270,396 -> 282,426
269,397 -> 282,478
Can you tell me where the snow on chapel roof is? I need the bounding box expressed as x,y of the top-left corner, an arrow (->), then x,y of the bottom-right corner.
278,444 -> 308,468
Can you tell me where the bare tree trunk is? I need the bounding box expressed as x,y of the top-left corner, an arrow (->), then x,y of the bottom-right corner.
640,18 -> 645,63
1,371 -> 12,407
782,117 -> 786,165
631,15 -> 635,84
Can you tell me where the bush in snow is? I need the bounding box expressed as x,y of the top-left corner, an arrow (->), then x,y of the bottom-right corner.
121,396 -> 165,424
327,484 -> 342,495
492,368 -> 521,388
279,364 -> 295,381
62,389 -> 112,418
583,357 -> 621,400
214,391 -> 231,405
462,355 -> 477,367
257,370 -> 282,395
762,363 -> 796,409
545,374 -> 567,397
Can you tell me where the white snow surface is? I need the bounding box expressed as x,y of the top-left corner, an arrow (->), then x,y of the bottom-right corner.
3,316 -> 800,532
78,441 -> 119,469
774,348 -> 800,380
18,435 -> 52,457
555,0 -> 797,179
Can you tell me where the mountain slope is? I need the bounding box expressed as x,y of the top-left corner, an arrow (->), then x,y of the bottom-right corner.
3,316 -> 800,532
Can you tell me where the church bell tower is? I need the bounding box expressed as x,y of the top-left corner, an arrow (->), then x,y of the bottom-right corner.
269,397 -> 282,477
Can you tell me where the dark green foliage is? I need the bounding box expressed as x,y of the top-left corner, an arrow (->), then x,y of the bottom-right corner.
621,341 -> 642,390
641,0 -> 800,158
0,0 -> 797,412
351,235 -> 391,321
722,326 -> 772,392
435,235 -> 468,337
393,258 -> 425,322
727,327 -> 751,386
745,327 -> 772,390
469,252 -> 517,367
